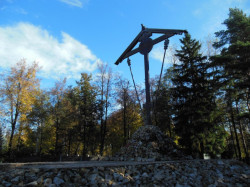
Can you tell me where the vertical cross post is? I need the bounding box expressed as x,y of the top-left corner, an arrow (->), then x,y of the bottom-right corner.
139,34 -> 154,126
143,52 -> 151,125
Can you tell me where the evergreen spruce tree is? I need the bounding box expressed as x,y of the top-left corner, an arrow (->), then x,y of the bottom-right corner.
172,33 -> 226,158
153,67 -> 176,137
153,86 -> 173,137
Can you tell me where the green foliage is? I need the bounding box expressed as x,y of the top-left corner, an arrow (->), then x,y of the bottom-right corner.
171,33 -> 227,158
0,60 -> 40,157
212,8 -> 250,161
214,8 -> 249,48
106,108 -> 142,156
213,8 -> 250,92
152,85 -> 174,137
75,73 -> 99,156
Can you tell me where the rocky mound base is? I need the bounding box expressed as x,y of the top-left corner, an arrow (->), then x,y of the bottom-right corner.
112,125 -> 191,161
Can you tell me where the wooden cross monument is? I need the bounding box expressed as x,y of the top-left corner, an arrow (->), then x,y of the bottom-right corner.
115,25 -> 187,126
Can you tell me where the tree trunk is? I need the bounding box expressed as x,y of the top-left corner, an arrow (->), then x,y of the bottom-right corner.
123,90 -> 127,145
246,89 -> 250,113
8,107 -> 19,158
67,132 -> 71,155
8,126 -> 15,157
100,121 -> 104,155
17,131 -> 22,152
168,119 -> 172,138
55,118 -> 60,156
99,79 -> 105,156
74,142 -> 80,155
228,119 -> 238,159
101,76 -> 111,156
100,90 -> 109,155
236,100 -> 249,162
39,124 -> 43,156
35,124 -> 40,155
230,102 -> 242,160
82,121 -> 87,157
200,141 -> 205,159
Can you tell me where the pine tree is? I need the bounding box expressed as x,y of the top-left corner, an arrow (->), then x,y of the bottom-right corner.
212,8 -> 250,161
213,8 -> 249,110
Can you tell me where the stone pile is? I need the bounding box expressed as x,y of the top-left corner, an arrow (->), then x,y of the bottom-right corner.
0,160 -> 249,186
113,125 -> 191,161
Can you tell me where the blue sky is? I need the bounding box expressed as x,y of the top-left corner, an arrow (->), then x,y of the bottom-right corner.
0,0 -> 249,88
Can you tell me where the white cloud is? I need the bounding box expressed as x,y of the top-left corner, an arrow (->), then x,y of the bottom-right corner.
150,44 -> 179,65
151,46 -> 163,62
0,22 -> 100,79
59,0 -> 88,8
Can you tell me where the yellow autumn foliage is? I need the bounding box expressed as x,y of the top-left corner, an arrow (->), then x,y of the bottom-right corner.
6,60 -> 40,121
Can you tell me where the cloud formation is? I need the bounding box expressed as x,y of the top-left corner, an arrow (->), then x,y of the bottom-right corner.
151,44 -> 179,65
0,22 -> 100,79
59,0 -> 87,8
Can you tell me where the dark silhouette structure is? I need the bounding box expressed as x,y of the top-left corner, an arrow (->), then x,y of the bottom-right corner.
115,25 -> 187,126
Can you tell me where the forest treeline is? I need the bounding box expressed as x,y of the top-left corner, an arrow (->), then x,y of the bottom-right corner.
0,8 -> 249,162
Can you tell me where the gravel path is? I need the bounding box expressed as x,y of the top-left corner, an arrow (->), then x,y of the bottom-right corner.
1,159 -> 198,170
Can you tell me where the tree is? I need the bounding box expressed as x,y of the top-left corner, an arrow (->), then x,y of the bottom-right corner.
171,33 -> 226,158
106,104 -> 142,155
0,60 -> 40,157
75,73 -> 99,157
105,110 -> 124,155
212,8 -> 250,161
152,67 -> 176,137
0,108 -> 4,158
213,8 -> 249,109
114,78 -> 143,146
0,123 -> 3,156
153,86 -> 172,136
96,63 -> 113,156
62,86 -> 80,156
26,90 -> 51,155
116,79 -> 131,145
50,78 -> 68,157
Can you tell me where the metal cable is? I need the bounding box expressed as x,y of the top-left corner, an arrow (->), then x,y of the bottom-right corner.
157,39 -> 169,92
127,58 -> 143,114
153,39 -> 169,126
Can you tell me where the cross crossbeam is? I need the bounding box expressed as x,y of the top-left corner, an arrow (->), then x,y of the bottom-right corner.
115,25 -> 187,65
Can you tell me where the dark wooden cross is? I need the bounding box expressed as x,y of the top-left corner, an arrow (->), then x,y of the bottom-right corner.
115,25 -> 187,126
